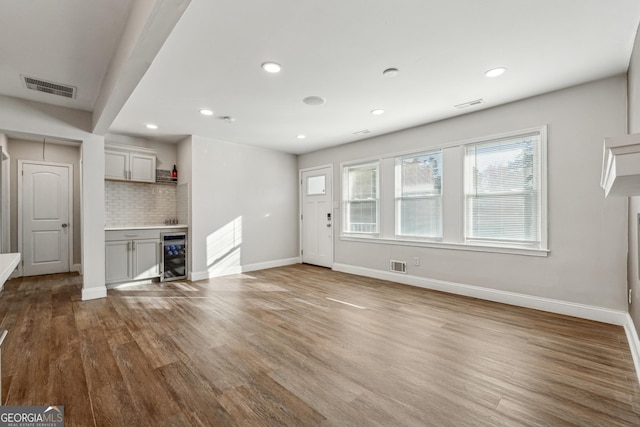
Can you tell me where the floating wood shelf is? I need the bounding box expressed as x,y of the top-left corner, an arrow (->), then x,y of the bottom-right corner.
601,133 -> 640,197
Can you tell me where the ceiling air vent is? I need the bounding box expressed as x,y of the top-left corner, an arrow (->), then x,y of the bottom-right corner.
22,76 -> 76,99
353,129 -> 371,136
454,99 -> 484,109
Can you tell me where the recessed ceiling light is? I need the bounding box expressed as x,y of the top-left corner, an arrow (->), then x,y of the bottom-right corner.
145,123 -> 158,129
383,68 -> 399,78
297,134 -> 306,139
302,96 -> 326,106
199,109 -> 214,116
261,62 -> 281,73
371,109 -> 385,115
485,67 -> 507,78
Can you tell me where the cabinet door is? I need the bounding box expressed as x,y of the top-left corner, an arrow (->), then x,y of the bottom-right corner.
129,153 -> 156,183
132,238 -> 160,280
105,241 -> 131,283
105,150 -> 129,181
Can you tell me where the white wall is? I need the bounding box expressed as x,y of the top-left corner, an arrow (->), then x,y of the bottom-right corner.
627,23 -> 640,328
189,135 -> 299,279
0,95 -> 106,299
300,76 -> 628,312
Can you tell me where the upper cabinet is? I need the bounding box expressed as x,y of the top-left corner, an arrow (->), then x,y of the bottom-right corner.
105,144 -> 156,183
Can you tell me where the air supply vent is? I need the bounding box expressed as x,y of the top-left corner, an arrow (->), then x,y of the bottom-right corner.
353,129 -> 371,136
454,99 -> 484,109
390,260 -> 407,273
22,76 -> 76,99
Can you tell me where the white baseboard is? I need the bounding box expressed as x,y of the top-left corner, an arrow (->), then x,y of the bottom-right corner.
190,257 -> 301,281
242,257 -> 300,273
333,263 -> 628,326
71,263 -> 82,274
82,285 -> 107,301
624,314 -> 640,383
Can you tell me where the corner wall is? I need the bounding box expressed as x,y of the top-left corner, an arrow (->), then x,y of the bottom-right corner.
300,76 -> 628,315
189,136 -> 299,279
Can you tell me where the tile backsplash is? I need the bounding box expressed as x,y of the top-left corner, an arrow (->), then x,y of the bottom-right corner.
105,181 -> 177,227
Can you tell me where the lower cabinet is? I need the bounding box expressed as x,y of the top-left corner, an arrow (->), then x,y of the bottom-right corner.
105,231 -> 161,284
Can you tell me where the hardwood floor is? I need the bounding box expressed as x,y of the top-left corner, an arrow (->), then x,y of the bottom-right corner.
0,264 -> 638,426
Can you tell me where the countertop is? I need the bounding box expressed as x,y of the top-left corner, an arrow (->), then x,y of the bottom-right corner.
105,225 -> 188,231
0,253 -> 20,288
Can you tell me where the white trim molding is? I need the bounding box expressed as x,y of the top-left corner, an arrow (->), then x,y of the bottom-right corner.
243,257 -> 301,273
82,285 -> 107,301
623,314 -> 640,384
333,263 -> 628,325
190,257 -> 301,281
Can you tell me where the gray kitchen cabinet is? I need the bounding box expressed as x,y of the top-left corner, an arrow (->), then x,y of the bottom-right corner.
105,145 -> 156,183
105,240 -> 131,283
105,230 -> 161,284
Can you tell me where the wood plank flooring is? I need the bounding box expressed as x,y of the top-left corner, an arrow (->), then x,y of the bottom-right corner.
0,264 -> 638,426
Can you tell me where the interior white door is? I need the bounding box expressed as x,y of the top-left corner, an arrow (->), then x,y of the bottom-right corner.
301,167 -> 333,268
22,163 -> 71,276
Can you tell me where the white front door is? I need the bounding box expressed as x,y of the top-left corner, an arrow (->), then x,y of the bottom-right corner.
301,166 -> 333,268
21,162 -> 71,276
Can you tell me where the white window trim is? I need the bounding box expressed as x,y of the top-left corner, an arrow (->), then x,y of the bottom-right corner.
463,127 -> 547,250
341,160 -> 381,236
338,125 -> 549,257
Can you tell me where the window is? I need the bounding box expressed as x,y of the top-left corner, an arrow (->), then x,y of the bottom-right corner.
395,151 -> 442,238
464,132 -> 543,247
307,175 -> 326,195
343,162 -> 379,234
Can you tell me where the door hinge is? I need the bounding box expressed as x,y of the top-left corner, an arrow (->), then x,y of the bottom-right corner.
301,249 -> 303,255
301,214 -> 303,220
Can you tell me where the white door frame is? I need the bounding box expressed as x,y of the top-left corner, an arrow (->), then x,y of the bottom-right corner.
17,160 -> 74,277
299,164 -> 334,267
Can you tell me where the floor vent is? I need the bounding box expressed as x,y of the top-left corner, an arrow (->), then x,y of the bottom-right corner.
22,76 -> 76,99
454,99 -> 484,109
390,260 -> 407,273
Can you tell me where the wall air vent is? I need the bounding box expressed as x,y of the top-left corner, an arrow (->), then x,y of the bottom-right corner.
390,260 -> 407,273
22,76 -> 76,99
454,99 -> 484,109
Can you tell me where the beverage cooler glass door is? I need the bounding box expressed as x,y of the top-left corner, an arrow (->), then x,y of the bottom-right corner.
161,233 -> 187,281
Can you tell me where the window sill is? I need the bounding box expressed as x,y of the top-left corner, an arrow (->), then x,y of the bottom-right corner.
339,235 -> 549,257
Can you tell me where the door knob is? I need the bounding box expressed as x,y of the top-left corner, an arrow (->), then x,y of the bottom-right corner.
61,223 -> 68,228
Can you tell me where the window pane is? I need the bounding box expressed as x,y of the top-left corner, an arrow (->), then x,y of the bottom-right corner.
400,153 -> 442,196
347,200 -> 377,233
398,197 -> 442,237
307,175 -> 325,195
465,134 -> 540,244
396,152 -> 442,238
467,193 -> 537,240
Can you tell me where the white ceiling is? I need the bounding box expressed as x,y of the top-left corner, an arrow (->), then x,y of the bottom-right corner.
0,0 -> 133,111
2,1 -> 640,155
